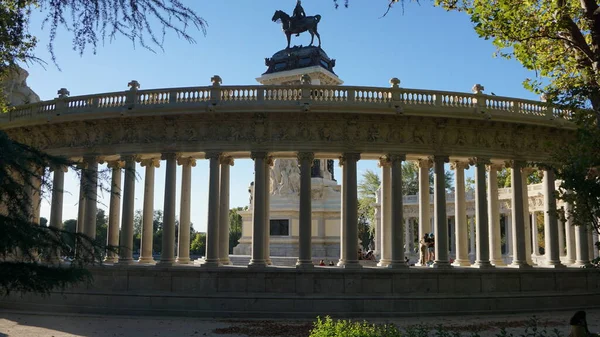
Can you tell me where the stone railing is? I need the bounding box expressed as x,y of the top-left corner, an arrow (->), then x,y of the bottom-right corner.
0,79 -> 573,126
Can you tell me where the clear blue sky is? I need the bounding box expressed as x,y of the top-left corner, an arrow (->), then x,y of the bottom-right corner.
27,1 -> 540,232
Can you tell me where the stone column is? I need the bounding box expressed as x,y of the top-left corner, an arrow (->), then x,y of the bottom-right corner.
487,163 -> 505,266
118,156 -> 136,264
377,156 -> 392,267
297,152 -> 314,268
505,214 -> 512,257
531,212 -> 538,256
264,156 -> 273,266
469,216 -> 475,258
472,158 -> 493,268
338,153 -> 361,268
176,157 -> 195,264
249,152 -> 268,268
201,152 -> 221,267
105,161 -> 123,263
388,154 -> 408,268
452,161 -> 470,266
218,156 -> 233,265
432,156 -> 451,268
418,158 -> 432,264
158,153 -> 177,266
404,218 -> 411,255
589,230 -> 597,259
450,218 -> 456,256
521,168 -> 534,264
542,169 -> 563,267
574,223 -> 592,267
509,161 -> 530,268
83,156 -> 98,240
48,165 -> 67,263
139,158 -> 160,264
558,212 -> 565,258
564,202 -> 576,265
30,165 -> 43,225
76,163 -> 87,234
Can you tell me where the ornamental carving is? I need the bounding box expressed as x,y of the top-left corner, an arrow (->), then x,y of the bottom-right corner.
3,112 -> 570,163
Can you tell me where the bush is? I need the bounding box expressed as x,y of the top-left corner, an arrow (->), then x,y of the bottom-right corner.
310,317 -> 402,337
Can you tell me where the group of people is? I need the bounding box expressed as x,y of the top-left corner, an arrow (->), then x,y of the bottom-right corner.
419,233 -> 435,266
318,260 -> 335,266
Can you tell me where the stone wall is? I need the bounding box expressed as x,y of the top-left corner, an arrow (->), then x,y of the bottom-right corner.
1,267 -> 598,318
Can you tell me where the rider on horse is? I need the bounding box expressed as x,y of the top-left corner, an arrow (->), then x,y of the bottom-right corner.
290,0 -> 306,36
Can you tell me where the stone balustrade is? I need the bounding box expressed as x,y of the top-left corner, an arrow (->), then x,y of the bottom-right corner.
0,83 -> 573,126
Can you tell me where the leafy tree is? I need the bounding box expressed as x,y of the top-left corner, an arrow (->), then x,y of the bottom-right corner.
190,232 -> 206,256
496,168 -> 543,188
229,207 -> 244,254
0,0 -> 206,295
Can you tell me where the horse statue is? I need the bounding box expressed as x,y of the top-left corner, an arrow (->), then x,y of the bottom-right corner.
272,10 -> 322,49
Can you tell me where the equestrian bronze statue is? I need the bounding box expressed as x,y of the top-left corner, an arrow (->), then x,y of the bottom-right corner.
272,3 -> 322,49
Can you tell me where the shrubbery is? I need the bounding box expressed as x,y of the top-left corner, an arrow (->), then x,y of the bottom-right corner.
309,316 -> 563,337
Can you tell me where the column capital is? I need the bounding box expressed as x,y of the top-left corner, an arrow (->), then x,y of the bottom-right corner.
521,166 -> 537,175
417,158 -> 433,169
388,154 -> 406,163
75,161 -> 88,170
140,158 -> 161,168
433,155 -> 449,164
450,161 -> 469,171
83,155 -> 100,163
339,153 -> 361,166
106,160 -> 125,170
177,156 -> 197,167
121,154 -> 140,162
486,163 -> 504,172
266,155 -> 274,167
504,160 -> 526,169
377,156 -> 391,168
219,155 -> 234,166
250,151 -> 269,161
297,152 -> 315,163
49,164 -> 69,173
469,157 -> 491,167
204,151 -> 221,161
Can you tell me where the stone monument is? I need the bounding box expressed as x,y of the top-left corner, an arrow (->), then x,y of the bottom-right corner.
233,5 -> 343,263
1,66 -> 40,106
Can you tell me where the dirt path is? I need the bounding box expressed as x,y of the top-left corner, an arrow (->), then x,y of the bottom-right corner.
0,309 -> 597,337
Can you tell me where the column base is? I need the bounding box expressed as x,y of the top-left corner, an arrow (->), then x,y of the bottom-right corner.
387,261 -> 408,269
103,257 -> 118,264
509,261 -> 532,269
564,259 -> 575,266
200,258 -> 221,268
116,258 -> 135,266
472,261 -> 494,269
571,261 -> 593,268
156,259 -> 175,267
451,259 -> 471,267
219,259 -> 232,266
491,258 -> 506,266
377,259 -> 391,267
266,258 -> 273,266
296,262 -> 315,269
176,257 -> 191,264
432,261 -> 453,269
337,260 -> 362,269
137,257 -> 156,264
543,260 -> 566,268
248,260 -> 268,269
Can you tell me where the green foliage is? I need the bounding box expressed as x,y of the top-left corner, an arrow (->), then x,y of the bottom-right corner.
229,207 -> 243,253
496,168 -> 543,188
310,315 -> 563,337
190,232 -> 206,256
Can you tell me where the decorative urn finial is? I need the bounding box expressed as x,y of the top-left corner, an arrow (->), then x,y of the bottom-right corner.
211,75 -> 222,86
472,84 -> 485,94
57,88 -> 70,98
389,77 -> 401,88
540,93 -> 548,102
128,80 -> 140,91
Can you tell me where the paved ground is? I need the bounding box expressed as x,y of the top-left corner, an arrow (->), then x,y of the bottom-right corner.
0,309 -> 598,337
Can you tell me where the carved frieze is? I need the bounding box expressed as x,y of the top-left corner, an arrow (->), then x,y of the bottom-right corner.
3,112 -> 569,161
